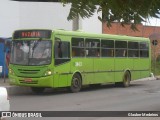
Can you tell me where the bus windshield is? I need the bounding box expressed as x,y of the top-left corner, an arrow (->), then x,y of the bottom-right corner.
10,40 -> 52,66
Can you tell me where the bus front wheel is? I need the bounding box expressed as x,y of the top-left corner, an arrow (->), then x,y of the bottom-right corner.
70,74 -> 82,93
31,87 -> 45,94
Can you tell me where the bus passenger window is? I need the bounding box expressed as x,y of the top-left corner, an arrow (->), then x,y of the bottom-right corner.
96,49 -> 100,57
71,37 -> 85,57
115,41 -> 127,57
128,42 -> 139,57
140,42 -> 149,58
85,38 -> 100,57
72,50 -> 75,57
111,50 -> 114,57
123,50 -> 127,57
101,40 -> 114,57
80,49 -> 85,57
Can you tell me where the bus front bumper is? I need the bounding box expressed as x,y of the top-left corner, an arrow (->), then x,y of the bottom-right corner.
9,75 -> 54,88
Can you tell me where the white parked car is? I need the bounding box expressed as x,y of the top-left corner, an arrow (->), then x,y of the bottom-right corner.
0,87 -> 10,119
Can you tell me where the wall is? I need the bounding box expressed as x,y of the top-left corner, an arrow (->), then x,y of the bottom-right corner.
103,22 -> 160,38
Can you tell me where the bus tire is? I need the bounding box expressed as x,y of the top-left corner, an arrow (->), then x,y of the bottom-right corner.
31,87 -> 45,94
123,71 -> 131,87
70,74 -> 82,93
115,71 -> 131,87
121,71 -> 131,87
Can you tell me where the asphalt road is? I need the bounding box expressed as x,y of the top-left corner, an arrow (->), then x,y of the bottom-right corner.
6,79 -> 160,120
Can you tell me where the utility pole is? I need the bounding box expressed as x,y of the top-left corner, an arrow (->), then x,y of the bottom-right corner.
72,16 -> 82,31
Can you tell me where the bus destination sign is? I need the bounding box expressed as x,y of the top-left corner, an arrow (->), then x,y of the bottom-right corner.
13,30 -> 52,39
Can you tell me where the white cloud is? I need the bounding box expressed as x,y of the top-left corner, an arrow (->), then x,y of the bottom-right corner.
142,17 -> 160,26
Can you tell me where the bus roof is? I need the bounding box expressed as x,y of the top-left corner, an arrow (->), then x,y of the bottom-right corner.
12,29 -> 149,42
53,29 -> 149,42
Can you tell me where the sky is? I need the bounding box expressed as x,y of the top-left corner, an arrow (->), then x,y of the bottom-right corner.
143,17 -> 160,26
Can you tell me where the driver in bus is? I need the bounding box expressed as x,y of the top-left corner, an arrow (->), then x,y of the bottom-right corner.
41,43 -> 51,58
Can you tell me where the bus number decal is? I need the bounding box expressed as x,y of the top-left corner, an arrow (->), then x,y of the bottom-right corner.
75,62 -> 82,67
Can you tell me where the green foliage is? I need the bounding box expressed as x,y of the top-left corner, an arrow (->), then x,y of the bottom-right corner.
151,60 -> 160,75
61,0 -> 97,20
58,0 -> 160,30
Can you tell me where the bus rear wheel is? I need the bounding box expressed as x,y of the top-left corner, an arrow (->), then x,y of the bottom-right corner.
70,74 -> 82,93
115,71 -> 131,87
123,71 -> 131,87
31,87 -> 45,94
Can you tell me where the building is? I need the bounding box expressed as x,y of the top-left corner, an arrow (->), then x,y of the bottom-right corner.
0,0 -> 101,38
103,22 -> 160,59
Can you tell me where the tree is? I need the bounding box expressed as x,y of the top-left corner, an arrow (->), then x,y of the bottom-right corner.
12,0 -> 160,30
62,0 -> 160,30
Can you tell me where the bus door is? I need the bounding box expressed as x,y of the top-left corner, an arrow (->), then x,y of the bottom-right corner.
53,37 -> 71,87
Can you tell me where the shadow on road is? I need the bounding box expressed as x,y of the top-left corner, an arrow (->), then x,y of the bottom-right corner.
10,82 -> 145,97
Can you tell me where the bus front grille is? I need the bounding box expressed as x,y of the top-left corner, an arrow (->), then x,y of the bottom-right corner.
18,69 -> 40,74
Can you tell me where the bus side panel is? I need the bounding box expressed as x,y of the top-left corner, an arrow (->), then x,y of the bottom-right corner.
53,74 -> 60,88
127,58 -> 135,80
131,58 -> 141,80
139,59 -> 150,78
131,58 -> 150,81
71,58 -> 94,85
114,58 -> 129,82
81,58 -> 94,85
93,58 -> 115,83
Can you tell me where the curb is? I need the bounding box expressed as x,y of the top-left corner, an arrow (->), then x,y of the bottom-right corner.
132,77 -> 157,82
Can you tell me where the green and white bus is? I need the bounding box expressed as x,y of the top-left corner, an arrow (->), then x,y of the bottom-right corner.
9,29 -> 151,93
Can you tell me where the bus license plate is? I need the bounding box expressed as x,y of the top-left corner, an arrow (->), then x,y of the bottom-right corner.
24,78 -> 32,82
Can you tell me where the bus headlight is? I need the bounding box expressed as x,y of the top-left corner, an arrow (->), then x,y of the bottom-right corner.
9,68 -> 15,75
44,70 -> 52,76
